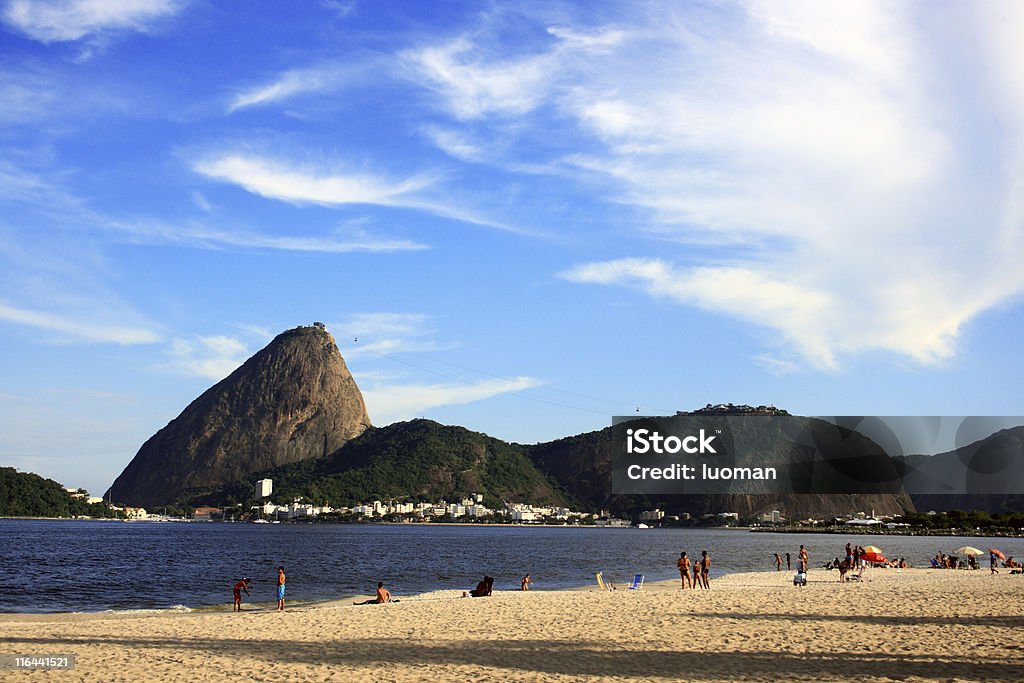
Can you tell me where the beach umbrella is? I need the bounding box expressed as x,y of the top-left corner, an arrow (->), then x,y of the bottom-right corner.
954,546 -> 984,556
989,548 -> 1006,560
861,551 -> 886,564
862,545 -> 883,554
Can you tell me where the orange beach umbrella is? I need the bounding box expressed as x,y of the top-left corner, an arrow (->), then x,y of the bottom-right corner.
861,551 -> 886,564
989,548 -> 1006,561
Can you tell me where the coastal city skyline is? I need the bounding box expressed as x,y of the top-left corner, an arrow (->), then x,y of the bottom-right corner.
3,0 -> 1024,498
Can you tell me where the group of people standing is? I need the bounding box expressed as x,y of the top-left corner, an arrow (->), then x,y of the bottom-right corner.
772,545 -> 809,573
676,550 -> 712,589
232,565 -> 287,611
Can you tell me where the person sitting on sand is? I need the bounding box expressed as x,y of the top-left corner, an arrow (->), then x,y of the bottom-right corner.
355,582 -> 393,605
470,576 -> 493,597
232,577 -> 251,611
678,552 -> 692,589
521,574 -> 533,591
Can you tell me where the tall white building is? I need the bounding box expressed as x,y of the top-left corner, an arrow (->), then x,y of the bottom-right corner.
256,478 -> 273,498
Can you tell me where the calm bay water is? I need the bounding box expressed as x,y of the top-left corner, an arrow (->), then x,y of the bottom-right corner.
1,519 -> 1016,613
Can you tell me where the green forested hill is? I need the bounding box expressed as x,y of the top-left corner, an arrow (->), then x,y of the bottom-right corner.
199,419 -> 575,509
0,467 -> 117,518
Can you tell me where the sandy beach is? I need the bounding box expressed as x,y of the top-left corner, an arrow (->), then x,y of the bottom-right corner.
2,568 -> 1022,682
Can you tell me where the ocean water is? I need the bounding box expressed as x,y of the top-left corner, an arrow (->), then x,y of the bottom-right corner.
0,519 -> 1015,613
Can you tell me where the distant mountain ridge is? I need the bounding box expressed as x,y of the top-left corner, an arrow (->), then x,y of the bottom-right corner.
108,325 -> 371,507
107,324 -> 1023,516
893,426 -> 1024,513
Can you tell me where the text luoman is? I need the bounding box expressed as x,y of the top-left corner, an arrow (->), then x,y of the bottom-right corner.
626,463 -> 777,480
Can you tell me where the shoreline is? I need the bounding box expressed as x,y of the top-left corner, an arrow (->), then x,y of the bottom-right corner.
2,569 -> 1021,681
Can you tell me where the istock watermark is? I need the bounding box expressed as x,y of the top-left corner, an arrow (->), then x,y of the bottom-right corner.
610,415 -> 1024,496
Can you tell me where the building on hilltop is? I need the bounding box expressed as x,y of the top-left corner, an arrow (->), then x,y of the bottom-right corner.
677,403 -> 789,416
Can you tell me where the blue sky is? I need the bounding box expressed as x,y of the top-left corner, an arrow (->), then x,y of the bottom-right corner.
2,0 -> 1023,498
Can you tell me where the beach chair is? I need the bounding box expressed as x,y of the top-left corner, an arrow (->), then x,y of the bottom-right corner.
626,574 -> 644,590
596,572 -> 609,591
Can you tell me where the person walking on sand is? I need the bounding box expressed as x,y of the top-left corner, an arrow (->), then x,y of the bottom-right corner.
785,552 -> 791,571
990,551 -> 999,575
276,565 -> 286,611
232,577 -> 250,611
774,553 -> 782,571
700,550 -> 711,589
521,574 -> 533,591
677,552 -> 692,589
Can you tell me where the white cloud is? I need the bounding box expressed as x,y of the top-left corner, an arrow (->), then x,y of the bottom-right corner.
227,66 -> 345,113
403,37 -> 553,120
193,154 -> 434,207
2,0 -> 182,43
363,376 -> 540,425
0,300 -> 160,345
475,1 -> 1024,368
330,312 -> 448,356
168,335 -> 249,380
117,219 -> 429,254
192,152 -> 532,234
421,125 -> 485,163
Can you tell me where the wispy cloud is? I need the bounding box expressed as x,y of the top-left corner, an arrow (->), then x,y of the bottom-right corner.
227,65 -> 353,113
113,218 -> 429,254
329,312 -> 448,356
363,376 -> 540,425
193,153 -> 435,207
0,300 -> 160,345
2,0 -> 183,43
191,152 -> 533,234
168,334 -> 249,380
403,37 -> 553,120
413,1 -> 1024,369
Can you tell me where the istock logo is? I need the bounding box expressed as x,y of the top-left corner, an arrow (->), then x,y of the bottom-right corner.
625,428 -> 717,454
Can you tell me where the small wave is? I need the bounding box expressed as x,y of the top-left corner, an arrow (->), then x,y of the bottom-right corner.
101,604 -> 193,614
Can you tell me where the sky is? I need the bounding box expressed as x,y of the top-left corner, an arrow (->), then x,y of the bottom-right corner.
2,0 -> 1023,498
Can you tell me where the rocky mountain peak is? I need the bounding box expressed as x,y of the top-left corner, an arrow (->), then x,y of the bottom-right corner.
108,324 -> 371,507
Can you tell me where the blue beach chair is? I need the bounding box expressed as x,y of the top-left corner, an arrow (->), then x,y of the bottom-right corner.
626,574 -> 644,590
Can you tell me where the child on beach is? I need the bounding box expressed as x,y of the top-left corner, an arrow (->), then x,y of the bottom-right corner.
691,556 -> 701,589
232,578 -> 250,611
